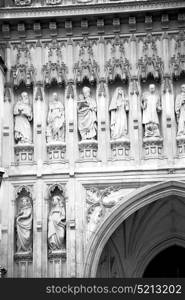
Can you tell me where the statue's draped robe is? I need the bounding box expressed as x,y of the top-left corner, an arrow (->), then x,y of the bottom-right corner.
109,92 -> 128,139
16,205 -> 33,252
14,102 -> 32,143
47,101 -> 65,141
78,96 -> 97,140
48,205 -> 65,250
175,92 -> 185,136
142,93 -> 160,125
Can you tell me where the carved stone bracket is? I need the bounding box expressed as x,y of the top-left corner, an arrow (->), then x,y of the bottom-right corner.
110,139 -> 130,160
78,140 -> 98,160
47,142 -> 66,161
14,144 -> 34,164
143,137 -> 163,158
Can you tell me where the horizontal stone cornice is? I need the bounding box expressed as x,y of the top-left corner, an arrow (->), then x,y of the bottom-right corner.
0,0 -> 185,20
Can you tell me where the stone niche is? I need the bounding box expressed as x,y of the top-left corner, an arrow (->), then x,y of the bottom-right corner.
141,79 -> 163,159
13,87 -> 34,164
45,85 -> 67,162
47,184 -> 67,277
77,82 -> 98,161
108,79 -> 130,160
14,186 -> 33,278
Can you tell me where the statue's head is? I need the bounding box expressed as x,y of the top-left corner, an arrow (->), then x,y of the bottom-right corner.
52,195 -> 63,207
21,196 -> 30,207
149,84 -> 156,94
117,87 -> 124,96
52,92 -> 58,101
181,84 -> 185,93
82,86 -> 90,98
21,92 -> 29,104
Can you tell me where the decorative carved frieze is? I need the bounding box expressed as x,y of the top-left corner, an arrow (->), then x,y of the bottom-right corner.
74,37 -> 99,84
138,34 -> 163,81
43,39 -> 67,86
105,35 -> 130,82
11,42 -> 35,87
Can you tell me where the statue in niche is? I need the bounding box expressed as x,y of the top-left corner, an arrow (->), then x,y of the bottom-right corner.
48,195 -> 66,251
16,196 -> 33,253
141,84 -> 162,138
46,92 -> 65,143
14,92 -> 33,144
77,86 -> 97,140
109,87 -> 129,140
175,84 -> 185,137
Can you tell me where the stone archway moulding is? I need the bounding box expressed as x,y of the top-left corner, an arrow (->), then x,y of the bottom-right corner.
83,180 -> 185,277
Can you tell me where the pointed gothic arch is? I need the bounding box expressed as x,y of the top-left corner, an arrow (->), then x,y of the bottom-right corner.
84,180 -> 185,277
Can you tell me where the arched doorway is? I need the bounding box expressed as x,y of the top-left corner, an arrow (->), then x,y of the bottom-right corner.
143,245 -> 185,278
84,181 -> 185,277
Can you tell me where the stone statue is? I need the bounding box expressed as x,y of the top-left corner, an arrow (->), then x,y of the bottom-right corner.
77,86 -> 97,140
16,196 -> 33,253
109,87 -> 129,139
141,84 -> 161,138
48,195 -> 66,251
175,84 -> 185,137
14,92 -> 33,144
46,92 -> 65,143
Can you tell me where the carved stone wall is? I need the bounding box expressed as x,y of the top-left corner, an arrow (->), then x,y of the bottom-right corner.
0,1 -> 185,278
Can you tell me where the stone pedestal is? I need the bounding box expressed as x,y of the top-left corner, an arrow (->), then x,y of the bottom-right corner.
143,137 -> 163,159
110,138 -> 130,160
47,142 -> 66,161
48,250 -> 66,278
14,144 -> 34,164
78,140 -> 98,160
14,252 -> 33,278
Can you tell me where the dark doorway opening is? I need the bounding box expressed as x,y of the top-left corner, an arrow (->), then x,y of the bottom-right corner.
143,245 -> 185,278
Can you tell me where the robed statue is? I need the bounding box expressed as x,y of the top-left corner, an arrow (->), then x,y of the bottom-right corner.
109,87 -> 129,140
141,84 -> 161,138
77,86 -> 97,140
14,92 -> 33,144
48,195 -> 66,251
175,84 -> 185,137
16,197 -> 33,253
46,92 -> 65,143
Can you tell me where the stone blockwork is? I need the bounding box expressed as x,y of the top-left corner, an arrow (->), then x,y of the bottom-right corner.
0,0 -> 185,278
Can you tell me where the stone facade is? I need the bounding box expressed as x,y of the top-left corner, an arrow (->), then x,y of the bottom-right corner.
0,0 -> 185,278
